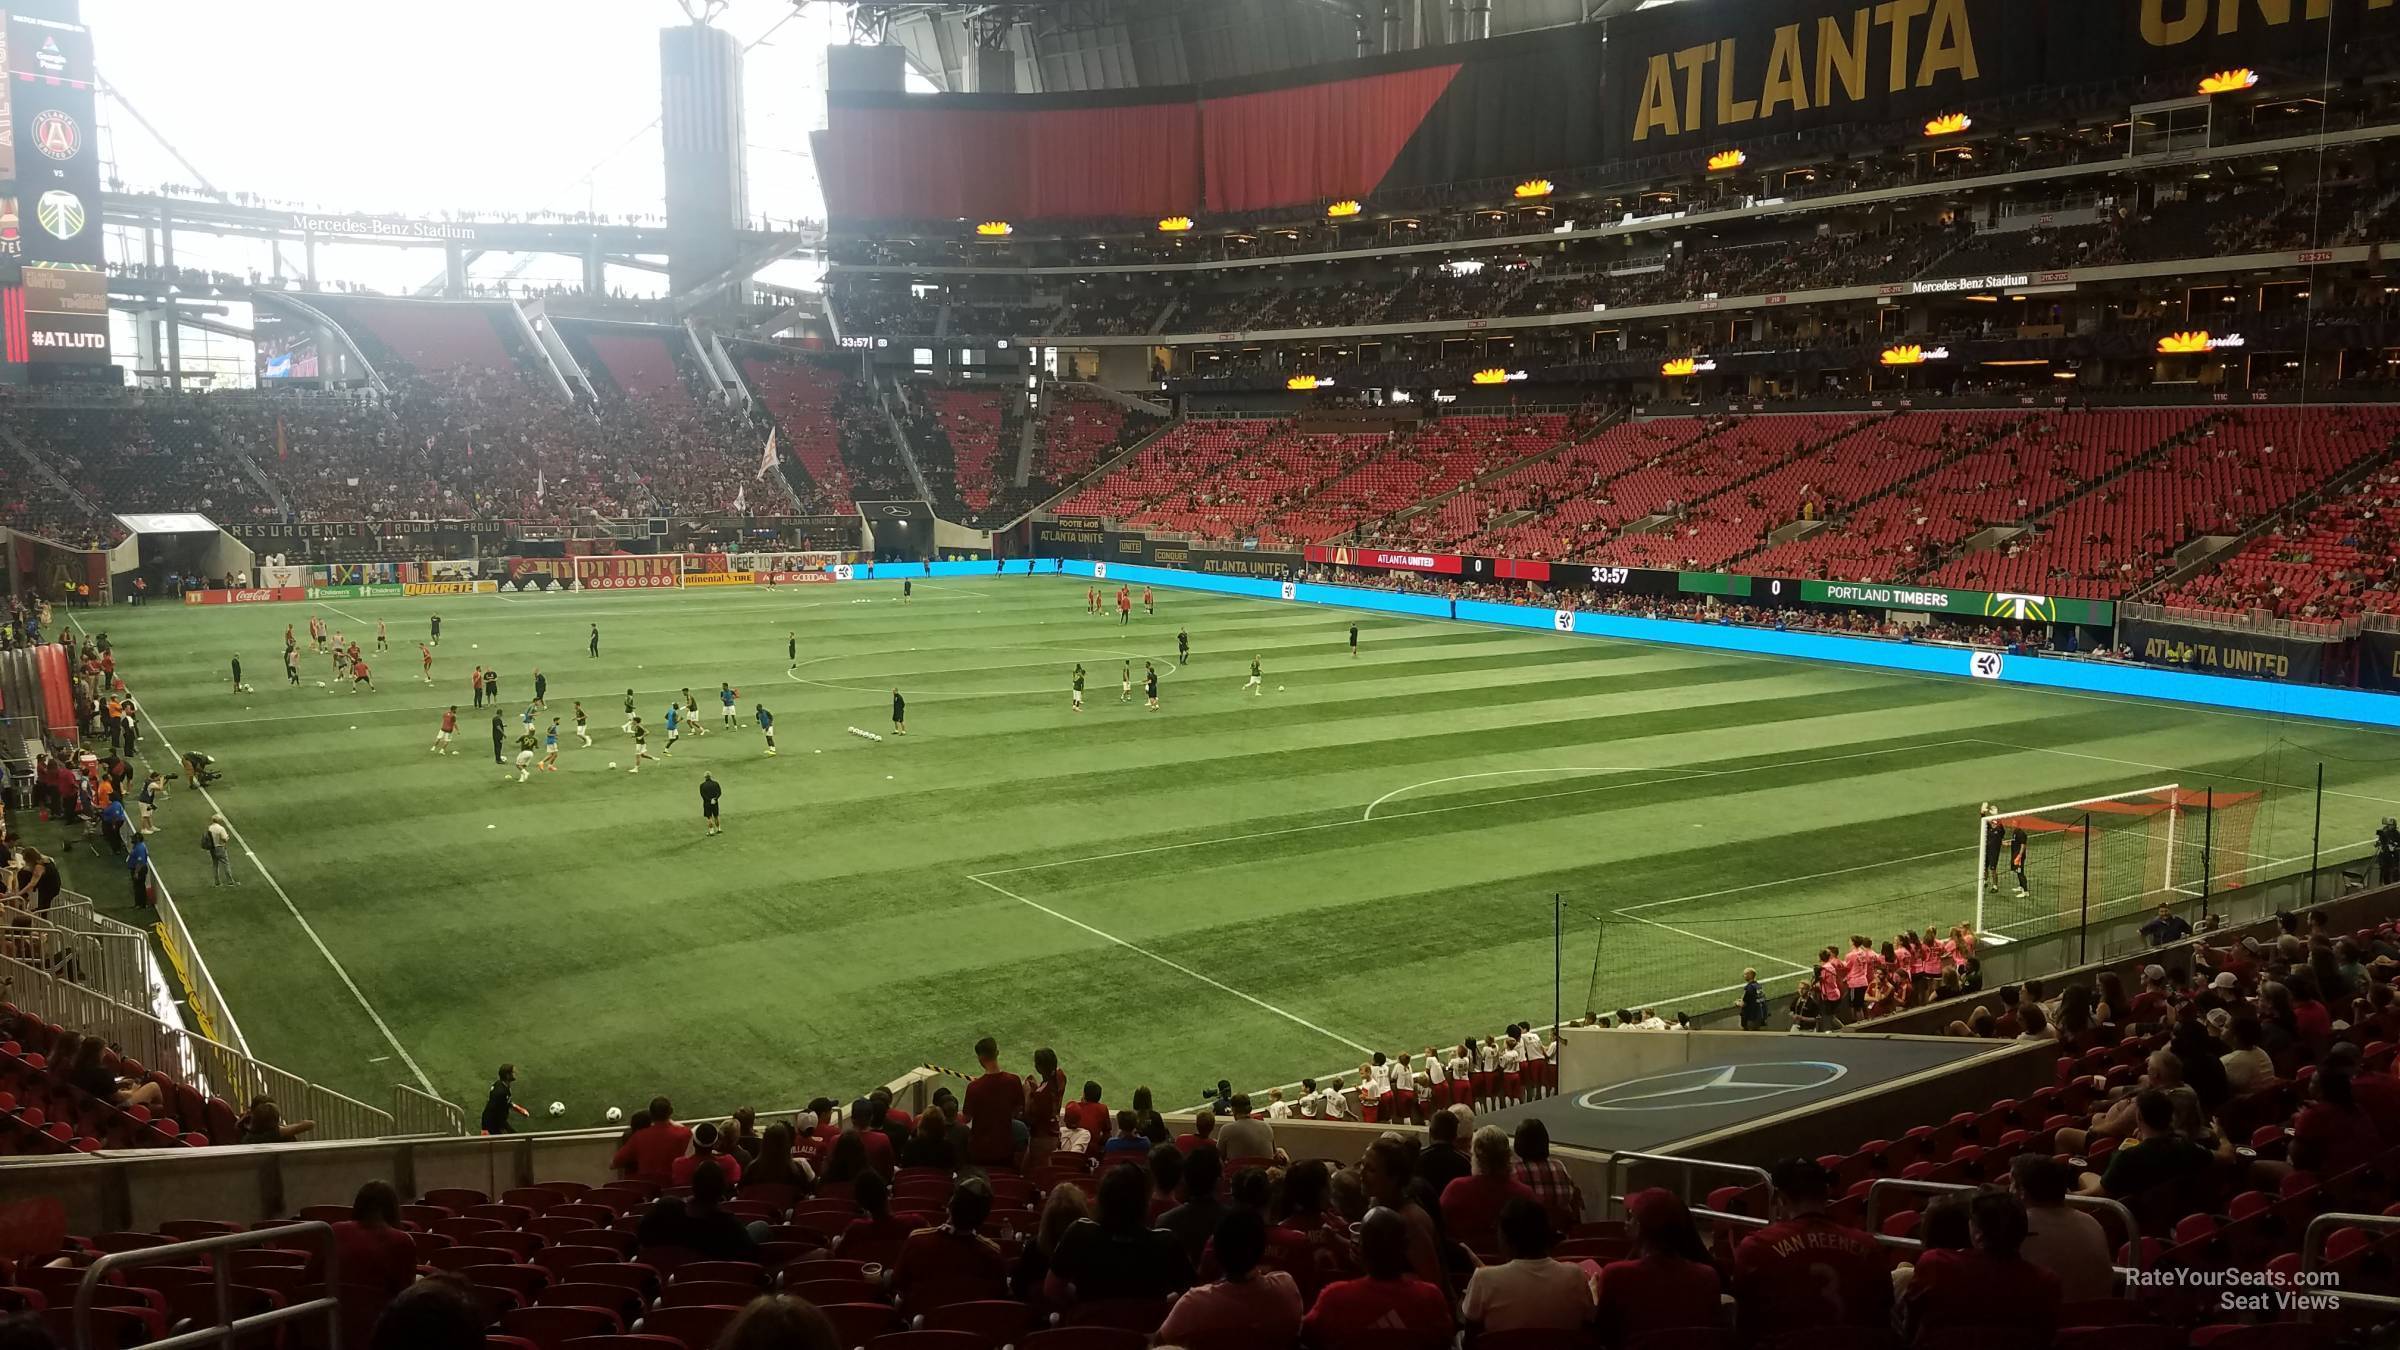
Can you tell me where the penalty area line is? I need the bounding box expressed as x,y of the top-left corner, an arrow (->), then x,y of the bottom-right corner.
964,874 -> 1376,1057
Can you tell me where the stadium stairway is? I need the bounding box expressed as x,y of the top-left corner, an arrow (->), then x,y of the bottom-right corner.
2133,436 -> 2400,607
1909,410 -> 2222,585
1730,412 -> 2036,575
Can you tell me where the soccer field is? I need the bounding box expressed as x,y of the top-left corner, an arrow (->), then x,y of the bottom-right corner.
73,576 -> 2400,1123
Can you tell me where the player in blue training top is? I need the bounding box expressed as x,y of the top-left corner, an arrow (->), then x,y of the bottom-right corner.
754,703 -> 777,755
720,681 -> 740,729
662,701 -> 681,754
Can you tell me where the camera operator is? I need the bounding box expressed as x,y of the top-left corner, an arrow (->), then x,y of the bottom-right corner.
181,751 -> 221,787
2378,817 -> 2400,886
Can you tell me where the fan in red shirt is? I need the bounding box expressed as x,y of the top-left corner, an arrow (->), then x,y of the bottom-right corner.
1061,1080 -> 1112,1153
1436,1126 -> 1536,1254
893,1177 -> 1010,1313
1896,1190 -> 2061,1341
1302,1207 -> 1453,1350
962,1035 -> 1027,1167
308,1181 -> 420,1350
1024,1046 -> 1066,1165
1732,1158 -> 1892,1336
610,1096 -> 693,1182
1594,1189 -> 1724,1343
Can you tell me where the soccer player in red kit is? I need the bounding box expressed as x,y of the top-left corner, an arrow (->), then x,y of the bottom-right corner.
1142,586 -> 1153,614
1117,587 -> 1131,624
350,657 -> 374,692
420,643 -> 435,684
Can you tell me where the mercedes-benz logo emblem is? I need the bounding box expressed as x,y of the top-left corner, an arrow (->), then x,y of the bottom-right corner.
1572,1061 -> 1849,1112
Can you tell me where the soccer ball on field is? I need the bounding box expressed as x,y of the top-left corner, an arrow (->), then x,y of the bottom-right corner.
605,1106 -> 624,1124
608,761 -> 619,769
548,1101 -> 566,1117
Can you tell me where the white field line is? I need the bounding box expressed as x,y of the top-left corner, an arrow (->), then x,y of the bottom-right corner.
1611,912 -> 1816,974
74,617 -> 436,1093
977,739 -> 1980,881
965,874 -> 1376,1056
1965,738 -> 2400,808
1611,845 -> 1976,913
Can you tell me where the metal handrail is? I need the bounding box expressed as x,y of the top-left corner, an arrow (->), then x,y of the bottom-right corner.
2299,1211 -> 2400,1319
76,1221 -> 343,1350
1605,1150 -> 1772,1221
3,908 -> 154,1008
1864,1176 -> 2141,1256
391,1082 -> 468,1137
0,950 -> 396,1140
146,865 -> 248,1053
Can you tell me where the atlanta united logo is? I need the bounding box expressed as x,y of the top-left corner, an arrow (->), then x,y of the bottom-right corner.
35,190 -> 83,240
31,110 -> 77,161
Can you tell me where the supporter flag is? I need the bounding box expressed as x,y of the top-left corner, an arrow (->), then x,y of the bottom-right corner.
275,416 -> 288,462
733,483 -> 747,514
756,429 -> 778,482
536,468 -> 544,503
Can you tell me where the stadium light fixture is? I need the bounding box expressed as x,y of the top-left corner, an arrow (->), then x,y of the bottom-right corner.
1326,200 -> 1362,218
2199,68 -> 2259,95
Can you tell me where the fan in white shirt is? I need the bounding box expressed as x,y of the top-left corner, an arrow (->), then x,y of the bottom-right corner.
1319,1076 -> 1351,1120
1364,1054 -> 1391,1101
1265,1089 -> 1292,1120
1296,1078 -> 1322,1119
1389,1055 -> 1416,1119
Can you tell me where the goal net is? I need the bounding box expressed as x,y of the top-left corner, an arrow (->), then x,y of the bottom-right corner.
1975,785 -> 2262,940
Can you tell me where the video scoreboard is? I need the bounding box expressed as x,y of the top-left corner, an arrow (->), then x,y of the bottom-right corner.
0,3 -> 108,367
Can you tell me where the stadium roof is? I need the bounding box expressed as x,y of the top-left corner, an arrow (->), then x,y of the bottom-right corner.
849,0 -> 1661,94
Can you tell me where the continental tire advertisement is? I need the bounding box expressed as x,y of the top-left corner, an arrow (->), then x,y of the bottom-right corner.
2119,615 -> 2329,685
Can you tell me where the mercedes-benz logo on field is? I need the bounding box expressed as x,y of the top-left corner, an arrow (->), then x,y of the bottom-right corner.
876,505 -> 911,516
1573,1061 -> 1849,1112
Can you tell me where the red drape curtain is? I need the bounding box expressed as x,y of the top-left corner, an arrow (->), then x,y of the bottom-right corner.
821,102 -> 1199,222
1200,65 -> 1460,214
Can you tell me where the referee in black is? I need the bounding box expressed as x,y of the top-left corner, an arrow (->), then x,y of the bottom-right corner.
700,773 -> 723,836
1348,623 -> 1359,658
891,687 -> 907,735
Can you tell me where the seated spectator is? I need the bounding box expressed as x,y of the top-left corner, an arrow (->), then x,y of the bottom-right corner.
2082,1090 -> 2215,1210
0,1313 -> 59,1350
1357,1137 -> 1447,1287
1014,1183 -> 1091,1304
1161,1143 -> 1229,1265
894,1176 -> 1008,1308
1510,1117 -> 1585,1232
2011,1156 -> 2113,1303
1595,1188 -> 1722,1340
311,1180 -> 419,1349
819,1130 -> 873,1186
1266,1158 -> 1360,1299
1890,1193 -> 1973,1297
1733,1158 -> 1891,1335
1049,1154 -> 1193,1302
1218,1092 -> 1279,1161
741,1121 -> 816,1193
1416,1107 -> 1470,1192
236,1096 -> 314,1144
64,1036 -> 164,1112
1463,1195 -> 1594,1334
714,1294 -> 841,1350
1438,1124 -> 1536,1253
2220,1013 -> 2273,1095
670,1119 -> 744,1187
637,1159 -> 762,1260
610,1096 -> 691,1182
833,1170 -> 916,1254
901,1105 -> 959,1170
1897,1189 -> 2061,1343
1177,1109 -> 1219,1154
369,1277 -> 485,1350
1156,1208 -> 1306,1348
848,1099 -> 899,1174
1101,1109 -> 1151,1161
2292,1066 -> 2383,1176
1062,1080 -> 1111,1152
1302,1207 -> 1455,1350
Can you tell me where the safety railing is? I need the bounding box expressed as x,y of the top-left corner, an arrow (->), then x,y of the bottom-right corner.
4,907 -> 154,1009
391,1082 -> 468,1137
1865,1177 -> 2141,1260
75,1222 -> 342,1350
145,864 -> 248,1053
1,949 -> 397,1141
1604,1151 -> 1772,1225
2300,1211 -> 2400,1320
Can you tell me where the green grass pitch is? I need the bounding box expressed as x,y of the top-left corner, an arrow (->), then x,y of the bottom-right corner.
67,575 -> 2400,1122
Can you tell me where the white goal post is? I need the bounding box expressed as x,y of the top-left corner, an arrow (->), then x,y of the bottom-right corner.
1974,783 -> 2184,940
